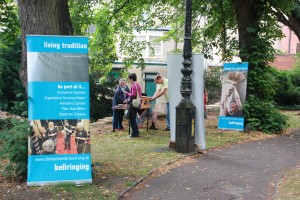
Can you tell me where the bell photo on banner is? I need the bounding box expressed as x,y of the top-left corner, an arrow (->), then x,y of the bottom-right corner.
218,62 -> 248,131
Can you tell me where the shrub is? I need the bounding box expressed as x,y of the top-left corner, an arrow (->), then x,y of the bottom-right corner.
0,37 -> 26,115
204,66 -> 222,104
273,66 -> 300,107
0,118 -> 28,180
90,76 -> 118,121
244,95 -> 288,134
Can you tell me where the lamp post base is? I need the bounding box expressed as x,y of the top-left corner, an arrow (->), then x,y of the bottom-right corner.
175,98 -> 195,153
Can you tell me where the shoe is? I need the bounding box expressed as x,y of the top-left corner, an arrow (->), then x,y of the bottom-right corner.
128,135 -> 139,138
111,129 -> 115,132
118,128 -> 124,131
149,126 -> 158,130
163,128 -> 170,131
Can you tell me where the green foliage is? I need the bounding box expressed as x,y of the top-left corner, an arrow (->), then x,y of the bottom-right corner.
244,96 -> 288,133
0,118 -> 14,131
273,56 -> 300,107
90,77 -> 118,121
0,118 -> 28,180
0,36 -> 26,115
204,67 -> 222,104
0,0 -> 20,44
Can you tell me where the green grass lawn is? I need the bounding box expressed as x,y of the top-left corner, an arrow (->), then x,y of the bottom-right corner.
1,111 -> 299,199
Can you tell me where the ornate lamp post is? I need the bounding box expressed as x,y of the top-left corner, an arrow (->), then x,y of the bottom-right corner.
175,0 -> 195,153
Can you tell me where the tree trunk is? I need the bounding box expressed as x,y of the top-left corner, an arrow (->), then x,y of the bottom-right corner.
17,0 -> 73,90
232,0 -> 260,62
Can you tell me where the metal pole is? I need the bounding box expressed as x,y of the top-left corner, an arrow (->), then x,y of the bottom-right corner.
175,0 -> 195,153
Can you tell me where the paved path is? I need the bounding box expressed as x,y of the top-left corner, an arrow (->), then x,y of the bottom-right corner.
121,129 -> 300,199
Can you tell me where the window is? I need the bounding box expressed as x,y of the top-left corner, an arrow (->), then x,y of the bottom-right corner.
118,32 -> 163,59
149,36 -> 162,57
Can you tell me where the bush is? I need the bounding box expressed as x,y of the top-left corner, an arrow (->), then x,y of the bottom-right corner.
273,66 -> 300,107
90,76 -> 118,121
0,36 -> 26,116
0,118 -> 28,180
244,96 -> 288,133
204,66 -> 222,104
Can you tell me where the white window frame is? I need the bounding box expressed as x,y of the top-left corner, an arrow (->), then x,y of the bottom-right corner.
118,31 -> 163,59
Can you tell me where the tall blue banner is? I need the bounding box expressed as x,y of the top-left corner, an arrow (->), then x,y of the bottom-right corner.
27,35 -> 92,186
218,62 -> 248,131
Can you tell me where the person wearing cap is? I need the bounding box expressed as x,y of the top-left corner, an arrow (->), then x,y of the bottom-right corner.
112,78 -> 130,132
150,75 -> 170,131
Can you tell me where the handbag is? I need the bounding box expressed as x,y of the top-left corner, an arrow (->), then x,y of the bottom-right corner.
132,83 -> 140,108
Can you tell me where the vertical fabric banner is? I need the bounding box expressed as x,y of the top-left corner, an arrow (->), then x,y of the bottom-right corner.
218,62 -> 248,131
27,35 -> 91,186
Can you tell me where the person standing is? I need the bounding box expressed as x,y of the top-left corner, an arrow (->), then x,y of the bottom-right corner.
150,75 -> 170,131
204,88 -> 208,119
112,78 -> 130,132
45,121 -> 58,152
63,120 -> 75,150
123,73 -> 142,137
75,122 -> 88,154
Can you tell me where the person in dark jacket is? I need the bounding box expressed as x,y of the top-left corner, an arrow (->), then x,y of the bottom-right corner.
112,78 -> 130,132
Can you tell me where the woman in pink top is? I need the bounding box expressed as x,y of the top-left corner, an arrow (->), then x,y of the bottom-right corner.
124,73 -> 142,137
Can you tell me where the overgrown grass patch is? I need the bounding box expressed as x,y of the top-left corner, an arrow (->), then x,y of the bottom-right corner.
45,183 -> 107,199
281,110 -> 300,129
276,166 -> 300,200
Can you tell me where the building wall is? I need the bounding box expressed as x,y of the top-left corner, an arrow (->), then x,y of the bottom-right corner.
274,25 -> 299,54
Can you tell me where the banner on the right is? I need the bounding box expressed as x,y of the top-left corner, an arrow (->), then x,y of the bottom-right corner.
218,62 -> 248,131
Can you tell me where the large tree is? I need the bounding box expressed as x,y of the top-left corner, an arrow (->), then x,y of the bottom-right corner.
17,0 -> 73,89
272,0 -> 300,40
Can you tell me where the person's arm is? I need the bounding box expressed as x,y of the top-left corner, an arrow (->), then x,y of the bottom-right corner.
221,91 -> 231,116
124,85 -> 137,98
233,86 -> 242,108
150,87 -> 167,100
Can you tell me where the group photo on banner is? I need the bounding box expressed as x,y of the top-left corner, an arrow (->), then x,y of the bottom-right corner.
218,62 -> 248,131
27,35 -> 92,186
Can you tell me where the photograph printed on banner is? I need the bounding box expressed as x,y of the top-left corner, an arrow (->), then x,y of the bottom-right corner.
219,71 -> 248,117
28,119 -> 90,155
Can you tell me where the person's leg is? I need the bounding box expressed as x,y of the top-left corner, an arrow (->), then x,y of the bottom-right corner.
118,110 -> 125,129
67,136 -> 71,149
112,110 -> 118,132
130,107 -> 139,137
64,136 -> 68,149
149,109 -> 158,130
166,102 -> 170,129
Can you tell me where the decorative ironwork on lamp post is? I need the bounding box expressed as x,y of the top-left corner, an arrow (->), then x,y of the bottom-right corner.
175,0 -> 195,153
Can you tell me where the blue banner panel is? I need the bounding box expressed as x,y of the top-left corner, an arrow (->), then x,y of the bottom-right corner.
27,35 -> 91,186
218,62 -> 248,131
27,154 -> 92,186
28,82 -> 89,120
223,62 -> 248,71
26,35 -> 88,53
218,116 -> 244,131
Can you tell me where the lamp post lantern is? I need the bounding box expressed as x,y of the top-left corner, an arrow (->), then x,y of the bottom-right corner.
175,0 -> 195,153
